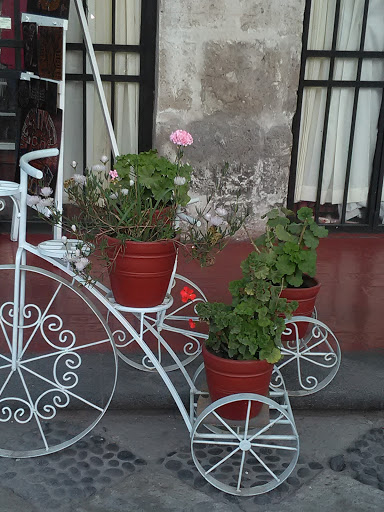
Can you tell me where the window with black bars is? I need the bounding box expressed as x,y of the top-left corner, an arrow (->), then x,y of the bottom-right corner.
0,0 -> 157,228
288,0 -> 384,231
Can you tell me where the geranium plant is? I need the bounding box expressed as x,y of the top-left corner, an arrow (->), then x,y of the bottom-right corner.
253,207 -> 328,287
196,246 -> 298,363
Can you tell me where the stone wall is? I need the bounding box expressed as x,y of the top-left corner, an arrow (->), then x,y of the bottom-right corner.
154,0 -> 305,235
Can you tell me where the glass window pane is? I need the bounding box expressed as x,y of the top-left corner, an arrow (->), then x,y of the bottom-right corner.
115,53 -> 140,76
66,50 -> 83,74
64,81 -> 84,183
333,58 -> 358,81
115,0 -> 141,45
361,59 -> 384,81
308,0 -> 336,51
305,58 -> 330,80
365,0 -> 384,51
115,82 -> 139,154
336,0 -> 364,51
347,88 -> 383,223
86,81 -> 112,167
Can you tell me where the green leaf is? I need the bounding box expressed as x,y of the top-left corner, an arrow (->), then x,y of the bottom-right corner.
309,222 -> 329,238
303,230 -> 319,249
298,250 -> 317,276
275,224 -> 293,242
260,347 -> 281,364
286,271 -> 303,287
263,208 -> 279,220
276,254 -> 296,276
297,207 -> 313,222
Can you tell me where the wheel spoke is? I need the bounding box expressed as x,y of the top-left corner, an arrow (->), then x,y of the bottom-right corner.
236,451 -> 246,491
17,367 -> 49,451
212,410 -> 242,442
249,448 -> 280,483
248,413 -> 284,443
21,338 -> 111,365
20,364 -> 104,412
251,442 -> 297,451
193,439 -> 240,447
205,447 -> 241,475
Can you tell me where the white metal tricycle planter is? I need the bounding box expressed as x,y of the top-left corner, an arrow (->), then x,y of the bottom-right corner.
0,149 -> 341,496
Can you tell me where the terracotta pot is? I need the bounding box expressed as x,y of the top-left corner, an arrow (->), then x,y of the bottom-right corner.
202,344 -> 273,421
280,276 -> 321,340
106,237 -> 177,308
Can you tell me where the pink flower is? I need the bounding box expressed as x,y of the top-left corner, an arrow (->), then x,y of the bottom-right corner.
109,169 -> 119,180
170,130 -> 193,147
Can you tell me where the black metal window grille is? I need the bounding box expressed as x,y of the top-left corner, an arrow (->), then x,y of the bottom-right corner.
66,0 -> 157,166
0,0 -> 157,162
288,0 -> 384,231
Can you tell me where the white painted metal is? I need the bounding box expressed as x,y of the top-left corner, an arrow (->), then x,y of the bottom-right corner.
0,150 -> 117,457
74,0 -> 119,158
273,316 -> 342,396
0,264 -> 118,457
111,275 -> 208,372
0,182 -> 21,241
190,387 -> 299,496
7,148 -> 342,499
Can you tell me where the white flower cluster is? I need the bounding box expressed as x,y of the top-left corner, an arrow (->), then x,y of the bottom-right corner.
62,239 -> 90,272
27,189 -> 54,217
174,176 -> 186,186
73,174 -> 87,185
204,207 -> 228,227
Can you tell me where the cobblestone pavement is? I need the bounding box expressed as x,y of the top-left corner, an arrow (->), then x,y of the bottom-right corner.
0,410 -> 383,512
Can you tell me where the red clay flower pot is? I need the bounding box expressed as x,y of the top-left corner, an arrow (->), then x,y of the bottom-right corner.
202,344 -> 273,421
280,276 -> 321,341
106,237 -> 177,308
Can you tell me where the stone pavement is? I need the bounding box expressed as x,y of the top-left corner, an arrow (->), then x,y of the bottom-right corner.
0,409 -> 383,512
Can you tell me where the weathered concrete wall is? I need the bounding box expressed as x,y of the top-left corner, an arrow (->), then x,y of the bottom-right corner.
154,0 -> 305,235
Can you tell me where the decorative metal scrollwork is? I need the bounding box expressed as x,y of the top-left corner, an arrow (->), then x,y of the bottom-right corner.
0,398 -> 34,424
40,314 -> 76,350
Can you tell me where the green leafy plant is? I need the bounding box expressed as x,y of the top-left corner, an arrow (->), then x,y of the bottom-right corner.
253,207 -> 328,288
114,149 -> 192,207
196,249 -> 298,363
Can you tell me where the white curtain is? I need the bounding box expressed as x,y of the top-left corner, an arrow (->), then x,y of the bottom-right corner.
64,0 -> 141,184
295,0 -> 384,220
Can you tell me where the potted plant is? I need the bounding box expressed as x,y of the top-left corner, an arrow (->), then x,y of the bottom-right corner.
33,130 -> 248,308
195,247 -> 298,420
252,206 -> 328,338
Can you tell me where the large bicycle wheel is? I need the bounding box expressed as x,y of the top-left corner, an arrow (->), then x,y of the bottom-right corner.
0,265 -> 117,458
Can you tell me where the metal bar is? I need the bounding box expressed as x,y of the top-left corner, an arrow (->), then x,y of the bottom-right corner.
314,0 -> 342,222
14,0 -> 21,70
138,0 -> 158,151
74,0 -> 119,157
303,80 -> 384,87
111,0 -> 116,165
287,0 -> 312,208
67,42 -> 141,52
340,0 -> 370,224
371,93 -> 384,228
65,73 -> 141,82
306,50 -> 384,58
0,41 -> 24,48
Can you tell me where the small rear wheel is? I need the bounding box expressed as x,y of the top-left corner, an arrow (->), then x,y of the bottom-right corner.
191,393 -> 299,496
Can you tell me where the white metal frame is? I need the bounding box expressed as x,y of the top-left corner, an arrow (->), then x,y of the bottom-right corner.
0,149 -> 342,495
